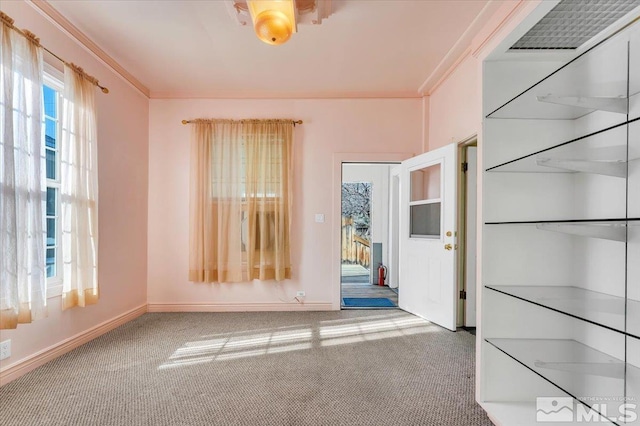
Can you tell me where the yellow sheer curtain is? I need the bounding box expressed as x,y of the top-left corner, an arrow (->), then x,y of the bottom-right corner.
244,121 -> 292,280
60,64 -> 99,309
189,119 -> 293,283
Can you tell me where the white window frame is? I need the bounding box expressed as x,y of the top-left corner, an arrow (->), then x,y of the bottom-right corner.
44,64 -> 64,298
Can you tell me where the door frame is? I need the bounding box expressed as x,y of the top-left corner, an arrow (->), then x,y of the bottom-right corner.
456,136 -> 478,327
332,152 -> 414,310
388,165 -> 401,290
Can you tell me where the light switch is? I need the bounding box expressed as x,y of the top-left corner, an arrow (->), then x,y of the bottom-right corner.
315,214 -> 325,223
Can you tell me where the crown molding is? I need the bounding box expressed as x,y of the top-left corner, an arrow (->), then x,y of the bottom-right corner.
149,90 -> 422,100
29,0 -> 150,98
470,0 -> 543,60
419,0 -> 539,96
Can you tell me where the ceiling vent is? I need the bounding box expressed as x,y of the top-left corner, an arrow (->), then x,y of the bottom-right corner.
510,0 -> 639,50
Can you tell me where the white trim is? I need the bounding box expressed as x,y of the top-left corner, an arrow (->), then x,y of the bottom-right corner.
43,74 -> 63,290
147,302 -> 333,312
43,64 -> 64,89
417,0 -> 502,95
421,1 -> 541,97
0,304 -> 148,386
46,281 -> 63,299
151,91 -> 422,100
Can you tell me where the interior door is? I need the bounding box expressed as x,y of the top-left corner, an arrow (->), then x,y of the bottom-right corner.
398,142 -> 457,331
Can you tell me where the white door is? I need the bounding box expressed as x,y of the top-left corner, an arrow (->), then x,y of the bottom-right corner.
398,142 -> 458,331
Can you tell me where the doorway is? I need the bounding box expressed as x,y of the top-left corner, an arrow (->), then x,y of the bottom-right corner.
341,163 -> 399,309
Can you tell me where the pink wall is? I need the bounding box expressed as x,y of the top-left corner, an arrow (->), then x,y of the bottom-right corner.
427,55 -> 480,151
148,98 -> 421,309
425,1 -> 545,152
0,2 -> 149,372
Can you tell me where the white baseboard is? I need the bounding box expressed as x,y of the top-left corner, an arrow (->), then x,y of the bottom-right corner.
147,301 -> 334,312
0,304 -> 148,386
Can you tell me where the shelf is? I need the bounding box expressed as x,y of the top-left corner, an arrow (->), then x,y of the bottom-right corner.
480,402 -> 618,426
481,13 -> 640,426
486,28 -> 631,120
485,219 -> 639,242
485,338 -> 639,424
486,118 -> 638,175
536,222 -> 627,242
536,95 -> 628,115
486,286 -> 640,339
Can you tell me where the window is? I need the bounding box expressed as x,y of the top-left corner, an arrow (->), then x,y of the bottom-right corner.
44,73 -> 62,292
409,162 -> 442,238
213,136 -> 282,254
189,119 -> 293,283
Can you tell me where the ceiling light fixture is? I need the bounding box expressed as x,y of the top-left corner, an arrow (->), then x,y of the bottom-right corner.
247,0 -> 297,45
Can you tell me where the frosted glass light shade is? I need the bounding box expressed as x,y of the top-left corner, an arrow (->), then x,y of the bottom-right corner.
254,10 -> 292,45
247,0 -> 297,46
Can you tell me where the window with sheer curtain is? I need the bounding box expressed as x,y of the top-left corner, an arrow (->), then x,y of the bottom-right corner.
189,119 -> 294,283
1,12 -> 99,329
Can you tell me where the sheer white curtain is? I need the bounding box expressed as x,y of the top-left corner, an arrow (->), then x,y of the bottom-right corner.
0,16 -> 47,329
60,64 -> 99,309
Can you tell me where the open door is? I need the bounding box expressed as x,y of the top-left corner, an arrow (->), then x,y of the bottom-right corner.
398,143 -> 457,331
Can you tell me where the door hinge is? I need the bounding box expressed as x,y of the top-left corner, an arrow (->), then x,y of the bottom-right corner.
459,290 -> 467,300
461,162 -> 468,173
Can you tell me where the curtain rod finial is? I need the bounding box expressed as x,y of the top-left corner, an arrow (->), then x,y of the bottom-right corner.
182,120 -> 189,125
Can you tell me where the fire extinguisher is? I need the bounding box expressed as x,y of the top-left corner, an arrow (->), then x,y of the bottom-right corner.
378,264 -> 387,286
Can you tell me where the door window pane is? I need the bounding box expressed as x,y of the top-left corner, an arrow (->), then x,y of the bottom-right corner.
410,203 -> 441,238
410,163 -> 441,201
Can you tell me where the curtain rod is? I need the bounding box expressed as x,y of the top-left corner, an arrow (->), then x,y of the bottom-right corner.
182,119 -> 303,126
1,12 -> 109,94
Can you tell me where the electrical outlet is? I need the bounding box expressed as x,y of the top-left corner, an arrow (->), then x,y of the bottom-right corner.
0,340 -> 11,361
296,291 -> 305,297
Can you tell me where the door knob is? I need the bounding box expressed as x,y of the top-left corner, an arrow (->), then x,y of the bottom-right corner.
444,244 -> 453,251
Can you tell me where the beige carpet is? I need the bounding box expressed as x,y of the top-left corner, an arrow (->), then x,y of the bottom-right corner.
0,310 -> 491,425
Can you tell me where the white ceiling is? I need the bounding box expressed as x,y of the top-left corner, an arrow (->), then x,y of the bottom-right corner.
47,0 -> 495,98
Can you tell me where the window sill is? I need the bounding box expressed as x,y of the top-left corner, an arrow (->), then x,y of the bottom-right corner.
47,280 -> 63,299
